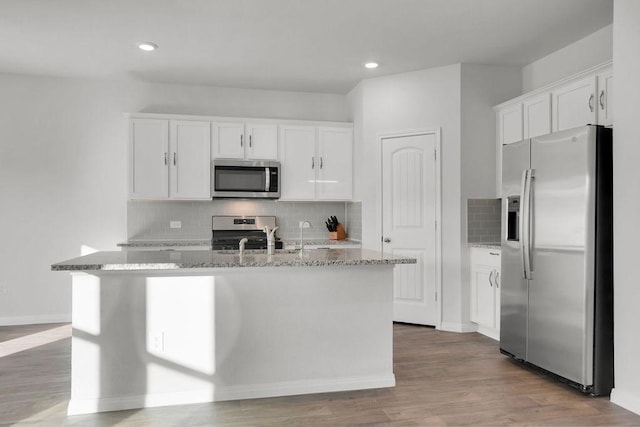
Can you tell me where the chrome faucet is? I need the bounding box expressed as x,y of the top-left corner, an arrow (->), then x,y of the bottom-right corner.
239,237 -> 248,255
299,220 -> 311,252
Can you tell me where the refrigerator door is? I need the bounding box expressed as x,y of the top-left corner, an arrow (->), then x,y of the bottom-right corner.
500,139 -> 530,360
528,126 -> 596,386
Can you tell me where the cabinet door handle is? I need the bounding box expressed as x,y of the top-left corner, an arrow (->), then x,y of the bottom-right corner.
588,93 -> 594,112
312,157 -> 315,169
495,271 -> 500,288
383,237 -> 391,243
599,90 -> 605,110
249,134 -> 252,148
240,134 -> 243,148
488,270 -> 494,287
489,252 -> 500,256
173,152 -> 176,166
320,157 -> 323,169
164,152 -> 168,165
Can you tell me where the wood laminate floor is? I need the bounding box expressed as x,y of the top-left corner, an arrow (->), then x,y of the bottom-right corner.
1,322 -> 639,426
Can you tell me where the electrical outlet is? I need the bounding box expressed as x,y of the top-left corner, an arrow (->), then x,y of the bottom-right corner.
150,332 -> 165,352
170,221 -> 182,229
299,221 -> 311,228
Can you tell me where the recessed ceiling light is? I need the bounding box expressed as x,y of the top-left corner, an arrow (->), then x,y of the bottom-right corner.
137,42 -> 158,52
364,62 -> 379,69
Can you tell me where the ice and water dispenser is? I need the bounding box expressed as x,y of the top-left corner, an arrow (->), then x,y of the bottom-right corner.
506,196 -> 520,241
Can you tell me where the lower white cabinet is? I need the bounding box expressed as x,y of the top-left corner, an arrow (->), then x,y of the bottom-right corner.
470,247 -> 501,340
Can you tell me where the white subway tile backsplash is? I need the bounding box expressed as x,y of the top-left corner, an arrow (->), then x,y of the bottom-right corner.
467,198 -> 501,243
127,200 -> 362,241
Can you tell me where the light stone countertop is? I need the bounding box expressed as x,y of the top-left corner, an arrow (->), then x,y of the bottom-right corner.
468,242 -> 501,250
52,248 -> 414,271
117,239 -> 211,248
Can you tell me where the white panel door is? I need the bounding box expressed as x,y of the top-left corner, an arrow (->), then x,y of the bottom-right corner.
382,133 -> 438,326
169,120 -> 211,200
552,76 -> 597,132
129,119 -> 169,199
523,93 -> 551,139
317,127 -> 353,200
213,122 -> 245,159
246,123 -> 278,160
471,266 -> 495,326
278,125 -> 316,200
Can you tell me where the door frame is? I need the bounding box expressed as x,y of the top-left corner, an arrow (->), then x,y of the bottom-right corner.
378,128 -> 443,330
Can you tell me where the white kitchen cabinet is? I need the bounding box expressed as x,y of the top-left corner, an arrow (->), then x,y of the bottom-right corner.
495,62 -> 613,196
169,120 -> 212,199
523,93 -> 551,139
129,119 -> 211,200
129,119 -> 169,199
213,122 -> 278,160
498,104 -> 523,146
317,127 -> 353,200
552,75 -> 597,132
279,125 -> 317,200
597,68 -> 613,127
470,247 -> 501,340
279,125 -> 353,201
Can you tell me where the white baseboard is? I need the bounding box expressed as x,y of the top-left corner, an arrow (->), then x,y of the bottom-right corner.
67,374 -> 396,416
611,388 -> 640,416
0,314 -> 71,326
476,324 -> 500,341
439,321 -> 477,333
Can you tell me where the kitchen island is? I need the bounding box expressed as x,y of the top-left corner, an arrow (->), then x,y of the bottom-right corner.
52,248 -> 414,415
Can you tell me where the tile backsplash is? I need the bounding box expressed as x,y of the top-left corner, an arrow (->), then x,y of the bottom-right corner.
128,200 -> 362,241
467,198 -> 502,243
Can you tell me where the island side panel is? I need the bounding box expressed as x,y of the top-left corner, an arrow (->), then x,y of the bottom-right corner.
67,265 -> 395,415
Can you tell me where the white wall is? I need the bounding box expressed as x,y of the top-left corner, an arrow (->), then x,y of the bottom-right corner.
522,24 -> 612,93
0,73 -> 349,325
459,64 -> 522,323
348,63 -> 521,330
610,0 -> 640,416
348,64 -> 463,328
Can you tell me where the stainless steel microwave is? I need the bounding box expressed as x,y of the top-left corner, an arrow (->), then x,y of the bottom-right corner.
211,159 -> 281,199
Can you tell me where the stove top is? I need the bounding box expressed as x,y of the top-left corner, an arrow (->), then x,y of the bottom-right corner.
211,216 -> 282,250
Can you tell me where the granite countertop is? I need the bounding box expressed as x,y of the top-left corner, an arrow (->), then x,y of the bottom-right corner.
52,248 -> 415,271
468,242 -> 501,250
117,239 -> 211,248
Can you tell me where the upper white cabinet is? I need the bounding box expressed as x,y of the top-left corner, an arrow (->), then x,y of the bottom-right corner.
130,119 -> 169,199
213,122 -> 278,160
495,63 -> 612,195
317,127 -> 353,200
470,247 -> 501,341
129,119 -> 211,200
597,68 -> 613,127
523,93 -> 551,139
279,125 -> 353,201
169,120 -> 211,199
279,125 -> 317,200
498,104 -> 523,147
552,75 -> 597,132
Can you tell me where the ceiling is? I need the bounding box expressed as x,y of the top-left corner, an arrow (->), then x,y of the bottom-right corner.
0,0 -> 612,94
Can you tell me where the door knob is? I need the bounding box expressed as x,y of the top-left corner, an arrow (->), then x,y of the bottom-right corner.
383,237 -> 391,243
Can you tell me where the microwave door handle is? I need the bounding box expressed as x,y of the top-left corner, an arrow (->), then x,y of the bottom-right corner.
265,167 -> 270,191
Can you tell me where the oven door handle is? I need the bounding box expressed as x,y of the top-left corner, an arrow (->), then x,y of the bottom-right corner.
265,167 -> 270,192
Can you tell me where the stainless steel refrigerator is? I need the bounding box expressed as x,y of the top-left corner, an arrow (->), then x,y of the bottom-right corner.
500,124 -> 613,395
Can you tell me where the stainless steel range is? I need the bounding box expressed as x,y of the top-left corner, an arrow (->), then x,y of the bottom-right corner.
211,216 -> 283,250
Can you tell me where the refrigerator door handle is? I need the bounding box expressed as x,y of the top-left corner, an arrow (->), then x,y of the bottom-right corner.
520,169 -> 533,279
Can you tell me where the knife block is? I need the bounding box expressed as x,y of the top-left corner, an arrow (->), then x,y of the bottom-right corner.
329,223 -> 347,240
